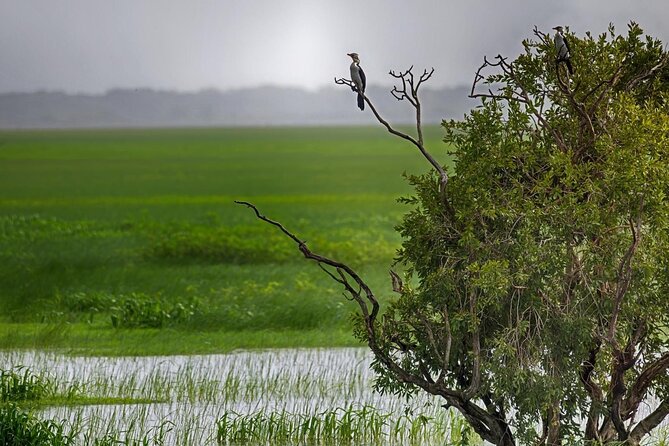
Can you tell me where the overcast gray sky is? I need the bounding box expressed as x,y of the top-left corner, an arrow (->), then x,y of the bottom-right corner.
1,0 -> 667,94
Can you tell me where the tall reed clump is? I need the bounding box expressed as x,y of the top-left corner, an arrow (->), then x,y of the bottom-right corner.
0,366 -> 71,445
1,366 -> 53,403
216,405 -> 455,445
0,404 -> 72,446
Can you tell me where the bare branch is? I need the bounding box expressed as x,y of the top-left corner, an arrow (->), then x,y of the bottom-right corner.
608,208 -> 643,347
469,56 -> 528,104
389,66 -> 417,107
234,200 -> 305,246
625,53 -> 669,91
532,26 -> 551,44
335,69 -> 448,193
629,400 -> 669,444
334,76 -> 357,91
623,351 -> 669,419
319,263 -> 345,285
389,270 -> 403,294
235,200 -> 379,320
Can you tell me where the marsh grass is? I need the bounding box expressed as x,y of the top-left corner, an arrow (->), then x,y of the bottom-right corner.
215,405 -> 461,445
145,223 -> 396,267
3,348 -> 485,445
49,291 -> 200,328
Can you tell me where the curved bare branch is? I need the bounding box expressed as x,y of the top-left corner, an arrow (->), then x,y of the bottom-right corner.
234,200 -> 378,321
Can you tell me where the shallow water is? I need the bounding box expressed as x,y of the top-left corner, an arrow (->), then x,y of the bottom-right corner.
3,348 -> 667,445
3,348 -> 459,445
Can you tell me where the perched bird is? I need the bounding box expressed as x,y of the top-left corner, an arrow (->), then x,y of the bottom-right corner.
553,26 -> 574,76
347,52 -> 366,110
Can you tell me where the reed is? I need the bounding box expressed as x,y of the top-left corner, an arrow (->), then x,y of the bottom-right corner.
215,405 -> 449,445
0,403 -> 72,446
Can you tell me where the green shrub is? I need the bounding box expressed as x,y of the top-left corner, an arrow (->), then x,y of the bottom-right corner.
56,290 -> 114,313
49,291 -> 200,328
110,293 -> 199,328
185,277 -> 352,332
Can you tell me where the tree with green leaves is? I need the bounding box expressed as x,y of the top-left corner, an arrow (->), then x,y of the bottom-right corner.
239,23 -> 669,445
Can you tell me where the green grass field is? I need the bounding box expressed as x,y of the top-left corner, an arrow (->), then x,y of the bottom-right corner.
0,126 -> 447,355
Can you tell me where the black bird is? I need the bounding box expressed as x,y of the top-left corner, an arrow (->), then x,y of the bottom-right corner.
347,52 -> 366,110
553,26 -> 574,76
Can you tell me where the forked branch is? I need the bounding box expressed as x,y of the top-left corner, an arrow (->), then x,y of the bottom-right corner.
470,54 -> 569,153
334,67 -> 447,191
625,52 -> 669,91
470,55 -> 528,104
389,66 -> 435,147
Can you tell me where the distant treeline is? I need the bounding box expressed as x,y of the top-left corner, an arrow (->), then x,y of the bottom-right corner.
0,85 -> 474,129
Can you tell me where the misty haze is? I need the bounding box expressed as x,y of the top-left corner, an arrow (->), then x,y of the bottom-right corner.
0,85 -> 474,128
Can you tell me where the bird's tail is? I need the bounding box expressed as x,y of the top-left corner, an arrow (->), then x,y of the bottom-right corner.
357,92 -> 364,111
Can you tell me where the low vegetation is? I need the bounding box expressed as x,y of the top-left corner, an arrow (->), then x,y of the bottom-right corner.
0,126 -> 446,353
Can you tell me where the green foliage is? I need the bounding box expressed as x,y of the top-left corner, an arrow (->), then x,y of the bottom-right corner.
371,23 -> 669,444
48,291 -> 200,328
147,225 -> 293,264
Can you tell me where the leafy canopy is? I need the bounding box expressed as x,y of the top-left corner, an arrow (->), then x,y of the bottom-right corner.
369,23 -> 669,445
